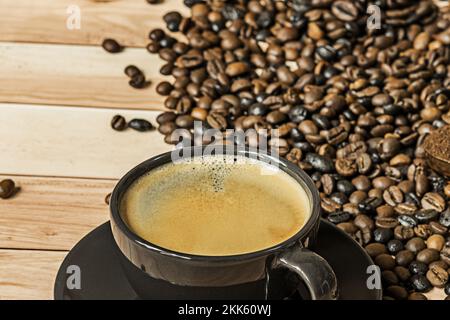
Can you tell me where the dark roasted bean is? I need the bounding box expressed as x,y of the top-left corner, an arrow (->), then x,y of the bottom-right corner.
128,119 -> 154,132
102,38 -> 122,53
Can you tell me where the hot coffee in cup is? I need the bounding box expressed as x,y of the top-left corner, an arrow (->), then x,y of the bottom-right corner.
120,155 -> 311,256
110,147 -> 338,299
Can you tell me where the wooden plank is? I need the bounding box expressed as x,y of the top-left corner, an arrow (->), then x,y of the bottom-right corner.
0,42 -> 168,109
0,249 -> 66,300
0,0 -> 188,47
0,103 -> 172,179
0,175 -> 115,250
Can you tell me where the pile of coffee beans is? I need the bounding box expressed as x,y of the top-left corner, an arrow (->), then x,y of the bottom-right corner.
111,115 -> 154,132
142,0 -> 450,299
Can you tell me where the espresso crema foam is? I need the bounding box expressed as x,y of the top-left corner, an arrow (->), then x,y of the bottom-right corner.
120,155 -> 311,256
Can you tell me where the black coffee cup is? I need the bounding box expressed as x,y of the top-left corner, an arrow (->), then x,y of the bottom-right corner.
110,146 -> 338,299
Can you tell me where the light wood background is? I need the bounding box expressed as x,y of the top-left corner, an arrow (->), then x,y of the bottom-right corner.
0,0 -> 447,300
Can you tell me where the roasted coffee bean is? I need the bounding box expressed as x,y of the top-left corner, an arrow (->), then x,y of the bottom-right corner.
206,112 -> 227,130
128,119 -> 153,132
440,208 -> 450,227
104,193 -> 111,205
289,106 -> 308,123
395,250 -> 415,267
0,179 -> 16,199
387,239 -> 404,255
111,115 -> 127,131
352,175 -> 371,191
383,186 -> 404,206
405,237 -> 426,255
124,65 -> 142,78
441,246 -> 450,265
358,197 -> 383,214
317,46 -> 337,62
375,253 -> 396,270
415,209 -> 439,223
156,112 -> 177,125
395,266 -> 411,282
394,225 -> 414,241
156,81 -> 173,96
327,211 -> 351,224
385,285 -> 408,300
331,1 -> 359,22
421,192 -> 446,212
158,122 -> 176,135
336,180 -> 355,195
409,261 -> 429,276
382,270 -> 399,286
427,234 -> 445,251
445,283 -> 450,296
410,275 -> 432,293
365,243 -> 387,257
373,228 -> 393,243
376,217 -> 399,229
321,174 -> 335,195
129,73 -> 148,89
408,293 -> 427,300
102,38 -> 122,53
398,215 -> 418,228
330,192 -> 348,206
416,248 -> 440,265
430,221 -> 448,235
377,205 -> 395,218
335,158 -> 357,176
175,115 -> 194,129
163,11 -> 182,32
304,153 -> 334,173
426,265 -> 448,288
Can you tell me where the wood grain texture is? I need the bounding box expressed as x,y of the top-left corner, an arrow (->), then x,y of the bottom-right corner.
0,249 -> 66,300
0,43 -> 168,109
0,175 -> 115,250
0,103 -> 172,179
0,0 -> 188,47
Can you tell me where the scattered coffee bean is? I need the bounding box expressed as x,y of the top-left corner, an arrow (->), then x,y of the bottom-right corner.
111,115 -> 127,131
128,119 -> 154,132
129,73 -> 148,89
104,193 -> 111,205
102,38 -> 122,53
124,65 -> 142,78
0,179 -> 16,199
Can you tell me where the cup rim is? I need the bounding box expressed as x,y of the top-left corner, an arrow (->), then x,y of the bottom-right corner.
110,146 -> 321,262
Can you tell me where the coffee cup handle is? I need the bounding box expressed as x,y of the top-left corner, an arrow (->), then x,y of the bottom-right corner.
270,247 -> 338,300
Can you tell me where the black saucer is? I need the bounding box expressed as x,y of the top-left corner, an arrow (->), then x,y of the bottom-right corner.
54,220 -> 382,300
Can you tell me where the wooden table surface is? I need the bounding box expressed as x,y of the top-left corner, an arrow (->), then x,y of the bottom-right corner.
0,0 -> 448,300
0,0 -> 185,299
